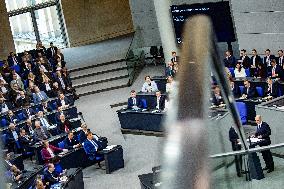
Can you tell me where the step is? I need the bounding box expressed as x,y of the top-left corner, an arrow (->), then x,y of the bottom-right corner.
72,69 -> 129,87
70,61 -> 127,79
69,59 -> 125,73
77,77 -> 130,97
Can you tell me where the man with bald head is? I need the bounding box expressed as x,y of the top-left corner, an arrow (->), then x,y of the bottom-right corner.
252,115 -> 274,173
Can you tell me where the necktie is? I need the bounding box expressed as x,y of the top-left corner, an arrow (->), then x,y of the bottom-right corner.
64,123 -> 69,133
133,98 -> 136,105
51,48 -> 55,56
157,97 -> 160,109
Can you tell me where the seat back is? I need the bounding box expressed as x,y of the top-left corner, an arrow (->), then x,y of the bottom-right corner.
278,88 -> 282,97
239,86 -> 245,95
140,99 -> 147,109
245,69 -> 250,77
256,87 -> 264,97
228,68 -> 235,77
236,102 -> 247,124
58,141 -> 65,149
17,112 -> 25,121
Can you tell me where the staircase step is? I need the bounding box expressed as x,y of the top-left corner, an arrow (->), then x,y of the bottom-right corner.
70,61 -> 127,79
72,69 -> 129,87
77,77 -> 130,97
69,59 -> 125,73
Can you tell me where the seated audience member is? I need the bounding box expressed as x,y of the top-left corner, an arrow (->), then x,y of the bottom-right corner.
55,71 -> 68,92
34,179 -> 45,189
152,91 -> 165,110
277,49 -> 284,67
6,164 -> 23,183
127,90 -> 142,109
10,74 -> 25,91
34,120 -> 50,141
263,49 -> 276,68
54,106 -> 66,124
239,49 -> 251,69
4,152 -> 22,171
26,81 -> 35,99
241,80 -> 257,99
0,79 -> 10,100
15,91 -> 30,108
7,52 -> 20,67
229,78 -> 238,97
37,111 -> 52,129
22,103 -> 36,119
250,49 -> 262,77
43,163 -> 60,186
52,82 -> 62,95
41,77 -> 56,98
33,86 -> 49,104
234,63 -> 246,78
27,72 -> 38,86
57,114 -> 72,134
141,75 -> 158,92
7,110 -> 19,123
269,59 -> 282,78
6,123 -> 20,152
265,77 -> 278,98
211,86 -> 224,106
39,100 -> 53,113
18,128 -> 35,155
83,131 -> 102,161
41,141 -> 65,164
0,98 -> 12,114
24,119 -> 35,136
255,63 -> 267,78
165,62 -> 175,77
63,131 -> 80,150
78,123 -> 90,143
166,76 -> 176,93
224,50 -> 236,68
57,92 -> 71,109
9,83 -> 24,105
171,51 -> 179,63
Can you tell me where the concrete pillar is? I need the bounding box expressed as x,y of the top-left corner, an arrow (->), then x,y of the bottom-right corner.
154,0 -> 178,63
0,0 -> 15,59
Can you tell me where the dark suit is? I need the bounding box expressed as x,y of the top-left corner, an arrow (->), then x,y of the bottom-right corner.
243,87 -> 257,99
6,115 -> 19,124
224,56 -> 237,68
46,46 -> 58,59
268,65 -> 282,78
55,76 -> 68,91
250,55 -> 262,76
265,83 -> 278,97
56,97 -> 71,107
15,97 -> 30,108
254,122 -> 274,170
127,97 -> 142,109
263,55 -> 276,67
22,108 -> 36,119
240,55 -> 251,69
165,66 -> 175,77
171,56 -> 179,63
229,127 -> 242,176
57,120 -> 72,134
7,56 -> 20,67
63,137 -> 79,150
6,128 -> 20,152
277,56 -> 284,67
43,169 -> 59,185
211,93 -> 224,106
18,135 -> 34,154
151,96 -> 165,110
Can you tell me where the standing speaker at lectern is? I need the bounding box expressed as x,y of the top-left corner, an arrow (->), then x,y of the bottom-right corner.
251,115 -> 274,173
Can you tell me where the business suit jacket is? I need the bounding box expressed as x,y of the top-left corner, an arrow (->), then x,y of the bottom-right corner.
243,87 -> 257,98
32,91 -> 48,104
263,55 -> 276,67
268,65 -> 282,78
7,56 -> 20,67
41,145 -> 62,163
255,122 -> 271,146
211,93 -> 224,106
43,170 -> 59,185
46,46 -> 58,59
15,97 -> 30,108
151,96 -> 166,110
56,97 -> 71,107
171,56 -> 179,63
127,97 -> 142,109
0,102 -> 13,113
277,56 -> 284,67
165,66 -> 175,77
240,55 -> 251,69
57,120 -> 72,134
55,76 -> 69,91
34,127 -> 50,141
6,115 -> 19,124
18,135 -> 34,153
83,139 -> 100,161
250,55 -> 262,67
6,129 -> 20,144
39,104 -> 53,113
265,83 -> 278,97
63,137 -> 79,150
22,108 -> 36,119
224,56 -> 237,68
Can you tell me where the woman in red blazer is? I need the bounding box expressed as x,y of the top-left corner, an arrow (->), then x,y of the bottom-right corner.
41,140 -> 65,164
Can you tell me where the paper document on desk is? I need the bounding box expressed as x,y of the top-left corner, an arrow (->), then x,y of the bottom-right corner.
104,145 -> 117,150
247,138 -> 262,143
277,106 -> 284,110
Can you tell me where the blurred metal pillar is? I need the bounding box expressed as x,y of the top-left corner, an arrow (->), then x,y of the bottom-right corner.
153,0 -> 178,63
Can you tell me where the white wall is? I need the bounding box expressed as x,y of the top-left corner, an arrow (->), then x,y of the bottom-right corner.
230,0 -> 284,55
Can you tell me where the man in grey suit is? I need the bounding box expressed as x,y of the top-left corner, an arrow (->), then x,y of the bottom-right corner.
34,120 -> 50,141
32,86 -> 48,104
